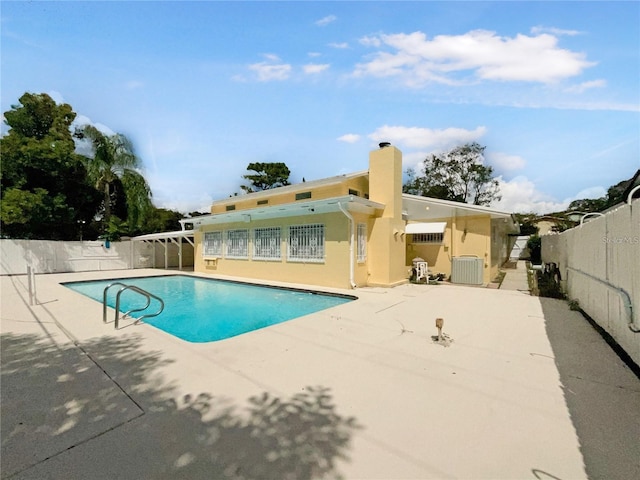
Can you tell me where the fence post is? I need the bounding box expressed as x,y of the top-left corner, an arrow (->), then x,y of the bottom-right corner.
27,265 -> 36,305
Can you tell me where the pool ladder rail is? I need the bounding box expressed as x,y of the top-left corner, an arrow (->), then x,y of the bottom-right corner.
102,282 -> 165,329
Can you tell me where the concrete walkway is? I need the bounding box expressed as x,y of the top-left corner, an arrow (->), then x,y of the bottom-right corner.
500,260 -> 531,293
1,270 -> 639,479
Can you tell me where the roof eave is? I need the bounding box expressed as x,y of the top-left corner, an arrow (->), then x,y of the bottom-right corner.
189,195 -> 384,227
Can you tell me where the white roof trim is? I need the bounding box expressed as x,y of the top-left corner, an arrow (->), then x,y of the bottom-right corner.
402,193 -> 513,218
132,230 -> 194,241
406,222 -> 447,234
189,195 -> 384,227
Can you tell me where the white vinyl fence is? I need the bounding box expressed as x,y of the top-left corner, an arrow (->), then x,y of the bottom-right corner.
0,239 -> 155,275
542,200 -> 640,366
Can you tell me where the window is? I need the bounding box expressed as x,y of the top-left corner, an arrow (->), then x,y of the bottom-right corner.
226,229 -> 249,258
225,205 -> 236,211
357,223 -> 367,263
253,227 -> 281,261
412,233 -> 444,244
257,199 -> 268,205
288,224 -> 324,262
203,231 -> 222,256
295,191 -> 312,201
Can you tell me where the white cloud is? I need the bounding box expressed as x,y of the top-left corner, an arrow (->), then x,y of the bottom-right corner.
328,42 -> 349,49
486,151 -> 526,171
316,15 -> 337,27
73,114 -> 115,136
492,176 -> 569,214
72,115 -> 116,157
564,79 -> 606,94
492,176 -> 606,214
248,54 -> 292,81
303,63 -> 330,74
359,36 -> 381,48
369,125 -> 487,152
366,125 -> 488,171
354,29 -> 596,86
337,133 -> 360,143
531,26 -> 582,37
573,185 -> 607,200
48,90 -> 66,104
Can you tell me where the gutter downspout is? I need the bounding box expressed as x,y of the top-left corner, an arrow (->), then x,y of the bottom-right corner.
338,202 -> 357,289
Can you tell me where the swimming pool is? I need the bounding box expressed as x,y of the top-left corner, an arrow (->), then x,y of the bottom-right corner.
63,275 -> 355,343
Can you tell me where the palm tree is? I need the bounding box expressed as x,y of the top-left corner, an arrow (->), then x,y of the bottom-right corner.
79,125 -> 153,235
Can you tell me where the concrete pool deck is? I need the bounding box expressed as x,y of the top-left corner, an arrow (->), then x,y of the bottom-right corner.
1,269 -> 639,479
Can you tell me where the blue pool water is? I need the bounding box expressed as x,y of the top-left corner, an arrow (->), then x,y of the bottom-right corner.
64,275 -> 354,343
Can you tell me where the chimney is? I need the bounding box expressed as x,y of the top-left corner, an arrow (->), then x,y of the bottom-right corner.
369,143 -> 402,219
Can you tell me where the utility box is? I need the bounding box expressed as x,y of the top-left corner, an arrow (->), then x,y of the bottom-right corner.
451,256 -> 484,285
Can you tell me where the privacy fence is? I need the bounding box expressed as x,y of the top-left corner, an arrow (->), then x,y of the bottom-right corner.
0,239 -> 165,275
542,199 -> 640,366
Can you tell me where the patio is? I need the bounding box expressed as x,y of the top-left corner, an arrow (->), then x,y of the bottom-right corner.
1,269 -> 639,479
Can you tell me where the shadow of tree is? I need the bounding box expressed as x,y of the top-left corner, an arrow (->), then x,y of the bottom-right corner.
539,297 -> 640,480
1,332 -> 361,479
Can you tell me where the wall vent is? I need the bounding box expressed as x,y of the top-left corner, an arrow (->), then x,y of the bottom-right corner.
451,256 -> 483,285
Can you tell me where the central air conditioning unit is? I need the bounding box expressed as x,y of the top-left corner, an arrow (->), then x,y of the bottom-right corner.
451,256 -> 484,285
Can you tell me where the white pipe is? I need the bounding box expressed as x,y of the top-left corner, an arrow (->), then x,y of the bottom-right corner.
338,202 -> 357,289
627,185 -> 640,205
579,212 -> 604,227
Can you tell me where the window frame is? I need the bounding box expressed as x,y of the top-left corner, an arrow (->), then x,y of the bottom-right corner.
287,224 -> 325,263
357,223 -> 367,263
203,231 -> 223,257
411,232 -> 444,244
253,227 -> 282,261
225,229 -> 249,259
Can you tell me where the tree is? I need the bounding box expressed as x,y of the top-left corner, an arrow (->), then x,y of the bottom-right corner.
526,235 -> 542,264
403,143 -> 501,206
78,125 -> 153,235
568,174 -> 635,213
142,208 -> 184,234
241,162 -> 291,193
513,213 -> 539,236
1,93 -> 101,239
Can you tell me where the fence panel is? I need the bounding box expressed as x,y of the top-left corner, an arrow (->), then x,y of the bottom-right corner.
0,239 -> 152,275
541,200 -> 640,366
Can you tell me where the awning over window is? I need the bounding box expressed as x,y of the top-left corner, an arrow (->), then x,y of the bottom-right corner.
405,222 -> 447,234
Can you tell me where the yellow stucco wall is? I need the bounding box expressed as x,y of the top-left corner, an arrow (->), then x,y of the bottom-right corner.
195,212 -> 359,289
406,215 -> 493,284
210,175 -> 370,214
367,146 -> 407,287
490,217 -> 517,279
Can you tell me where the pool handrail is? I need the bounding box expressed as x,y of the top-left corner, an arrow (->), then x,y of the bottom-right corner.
102,282 -> 165,329
103,282 -> 129,323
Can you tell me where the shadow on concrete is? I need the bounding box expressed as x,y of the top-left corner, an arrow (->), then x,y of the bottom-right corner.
539,297 -> 640,480
1,332 -> 361,479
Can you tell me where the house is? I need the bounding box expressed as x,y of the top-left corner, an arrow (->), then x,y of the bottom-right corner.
181,144 -> 519,289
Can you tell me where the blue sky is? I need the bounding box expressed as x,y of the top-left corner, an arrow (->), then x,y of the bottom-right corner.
2,1 -> 639,214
